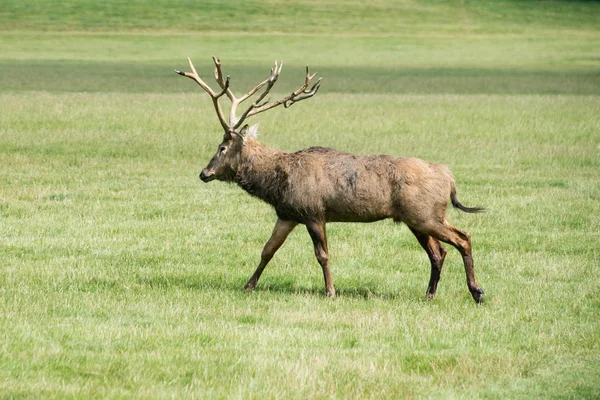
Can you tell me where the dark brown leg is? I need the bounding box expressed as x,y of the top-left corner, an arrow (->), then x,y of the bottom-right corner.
409,227 -> 447,299
306,222 -> 335,297
426,221 -> 484,303
244,219 -> 298,291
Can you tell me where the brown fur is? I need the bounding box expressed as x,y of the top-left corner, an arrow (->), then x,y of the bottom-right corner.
200,128 -> 485,303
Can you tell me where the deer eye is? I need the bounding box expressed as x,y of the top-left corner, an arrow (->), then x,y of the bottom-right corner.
219,146 -> 227,154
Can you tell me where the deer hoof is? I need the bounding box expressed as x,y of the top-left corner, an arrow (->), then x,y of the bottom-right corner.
326,289 -> 336,298
244,283 -> 255,292
470,287 -> 485,304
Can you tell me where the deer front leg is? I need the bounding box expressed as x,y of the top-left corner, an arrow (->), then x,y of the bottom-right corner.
306,222 -> 335,297
244,219 -> 298,292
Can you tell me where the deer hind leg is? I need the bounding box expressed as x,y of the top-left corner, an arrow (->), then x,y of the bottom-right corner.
409,228 -> 447,299
306,222 -> 335,297
418,221 -> 484,304
244,219 -> 298,292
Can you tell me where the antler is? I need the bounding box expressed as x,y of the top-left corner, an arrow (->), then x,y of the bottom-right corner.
231,63 -> 322,131
234,65 -> 321,130
175,57 -> 230,132
176,57 -> 322,134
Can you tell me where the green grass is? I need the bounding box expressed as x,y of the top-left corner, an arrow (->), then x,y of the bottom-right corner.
2,0 -> 599,35
1,0 -> 600,398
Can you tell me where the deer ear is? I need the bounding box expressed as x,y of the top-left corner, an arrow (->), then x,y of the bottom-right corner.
236,124 -> 258,142
228,126 -> 246,142
238,125 -> 249,137
247,123 -> 259,139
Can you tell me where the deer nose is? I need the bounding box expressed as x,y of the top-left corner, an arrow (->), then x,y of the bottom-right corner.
199,169 -> 213,182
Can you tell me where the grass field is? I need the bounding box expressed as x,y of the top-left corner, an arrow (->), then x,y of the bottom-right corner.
1,1 -> 600,398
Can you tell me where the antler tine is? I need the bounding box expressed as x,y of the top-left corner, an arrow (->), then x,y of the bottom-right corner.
212,56 -> 221,78
237,60 -> 281,104
188,57 -> 199,78
305,65 -> 318,82
275,60 -> 283,77
284,77 -> 322,108
216,76 -> 231,97
174,57 -> 215,95
175,57 -> 230,132
239,64 -> 322,120
212,56 -> 235,101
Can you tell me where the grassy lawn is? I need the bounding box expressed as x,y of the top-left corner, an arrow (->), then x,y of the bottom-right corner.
1,1 -> 599,398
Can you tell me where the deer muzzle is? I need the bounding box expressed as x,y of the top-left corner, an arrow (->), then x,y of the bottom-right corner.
199,169 -> 216,182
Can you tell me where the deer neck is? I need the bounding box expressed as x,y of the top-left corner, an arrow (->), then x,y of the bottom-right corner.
234,138 -> 288,205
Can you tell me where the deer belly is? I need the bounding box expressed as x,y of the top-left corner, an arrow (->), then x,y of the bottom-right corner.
322,169 -> 394,222
324,193 -> 393,223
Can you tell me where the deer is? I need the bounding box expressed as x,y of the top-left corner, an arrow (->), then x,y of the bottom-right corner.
175,56 -> 485,303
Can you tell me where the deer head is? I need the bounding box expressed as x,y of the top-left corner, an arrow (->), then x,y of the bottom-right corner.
175,57 -> 321,182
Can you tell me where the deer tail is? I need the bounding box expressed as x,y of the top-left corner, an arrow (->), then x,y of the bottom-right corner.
450,181 -> 486,213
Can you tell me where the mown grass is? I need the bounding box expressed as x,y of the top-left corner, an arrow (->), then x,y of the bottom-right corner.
3,0 -> 600,35
1,0 -> 600,398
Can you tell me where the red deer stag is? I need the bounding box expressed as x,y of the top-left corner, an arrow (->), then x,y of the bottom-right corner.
176,57 -> 485,303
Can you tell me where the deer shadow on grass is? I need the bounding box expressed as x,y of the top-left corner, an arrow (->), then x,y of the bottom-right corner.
137,271 -> 419,301
256,278 -> 424,301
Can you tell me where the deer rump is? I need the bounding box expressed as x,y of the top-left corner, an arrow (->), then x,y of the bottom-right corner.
237,146 -> 456,226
